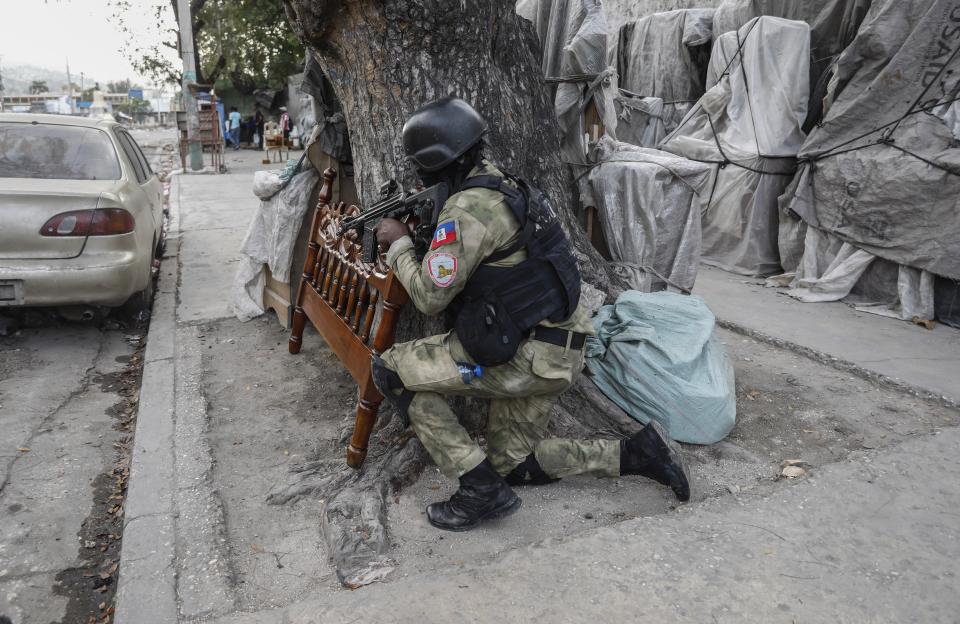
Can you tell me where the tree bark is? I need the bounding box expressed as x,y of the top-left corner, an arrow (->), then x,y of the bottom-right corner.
277,0 -> 628,587
282,0 -> 617,287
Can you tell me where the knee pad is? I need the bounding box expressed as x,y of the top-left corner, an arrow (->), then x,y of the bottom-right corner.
504,453 -> 558,486
371,356 -> 414,423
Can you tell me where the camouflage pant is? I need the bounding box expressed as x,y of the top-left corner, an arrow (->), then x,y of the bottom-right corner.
380,330 -> 620,479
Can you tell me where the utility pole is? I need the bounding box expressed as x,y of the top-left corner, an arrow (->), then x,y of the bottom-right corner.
177,0 -> 204,171
65,58 -> 75,115
0,55 -> 5,113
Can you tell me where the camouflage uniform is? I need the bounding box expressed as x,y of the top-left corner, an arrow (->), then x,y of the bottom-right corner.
380,161 -> 621,479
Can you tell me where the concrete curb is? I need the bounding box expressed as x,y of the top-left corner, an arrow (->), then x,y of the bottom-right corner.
114,174 -> 183,624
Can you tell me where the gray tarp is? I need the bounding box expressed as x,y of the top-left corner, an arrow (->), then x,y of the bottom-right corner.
587,136 -> 711,292
516,0 -> 619,164
712,0 -> 871,129
301,54 -> 352,163
660,16 -> 810,277
614,9 -> 715,147
786,0 -> 960,281
601,0 -> 723,40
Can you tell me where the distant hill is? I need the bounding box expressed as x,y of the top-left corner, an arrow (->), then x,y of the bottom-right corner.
1,63 -> 103,95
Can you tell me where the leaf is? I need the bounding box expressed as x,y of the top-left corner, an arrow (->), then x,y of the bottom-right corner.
781,466 -> 807,478
250,543 -> 266,553
17,447 -> 30,452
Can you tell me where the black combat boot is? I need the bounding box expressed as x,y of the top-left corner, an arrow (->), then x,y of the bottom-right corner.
620,421 -> 691,502
426,459 -> 522,531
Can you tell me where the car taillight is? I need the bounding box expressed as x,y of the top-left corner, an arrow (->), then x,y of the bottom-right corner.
40,209 -> 135,237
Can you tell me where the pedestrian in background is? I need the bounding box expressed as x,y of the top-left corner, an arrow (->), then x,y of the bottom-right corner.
279,106 -> 291,143
254,106 -> 265,149
228,106 -> 242,150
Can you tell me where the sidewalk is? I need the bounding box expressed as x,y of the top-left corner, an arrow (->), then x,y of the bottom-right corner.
694,265 -> 960,404
114,157 -> 960,622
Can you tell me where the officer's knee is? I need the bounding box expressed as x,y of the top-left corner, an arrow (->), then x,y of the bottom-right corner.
504,453 -> 558,486
371,356 -> 414,422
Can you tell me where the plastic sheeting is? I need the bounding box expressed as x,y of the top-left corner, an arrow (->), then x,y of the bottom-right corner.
232,168 -> 319,322
784,0 -> 960,281
768,225 -> 936,322
660,16 -> 810,277
614,9 -> 715,147
712,0 -> 871,129
301,54 -> 352,163
584,291 -> 736,445
517,0 -> 619,164
587,136 -> 712,292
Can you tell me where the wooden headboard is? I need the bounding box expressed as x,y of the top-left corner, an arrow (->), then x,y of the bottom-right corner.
288,168 -> 409,468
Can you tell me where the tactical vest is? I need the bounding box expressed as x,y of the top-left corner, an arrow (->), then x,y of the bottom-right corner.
447,173 -> 582,366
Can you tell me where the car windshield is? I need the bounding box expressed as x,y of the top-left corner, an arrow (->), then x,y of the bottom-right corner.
0,122 -> 121,180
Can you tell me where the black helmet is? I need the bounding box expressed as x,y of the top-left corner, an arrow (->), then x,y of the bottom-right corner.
402,96 -> 486,172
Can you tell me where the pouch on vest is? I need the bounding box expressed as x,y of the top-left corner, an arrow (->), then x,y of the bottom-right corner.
453,289 -> 525,367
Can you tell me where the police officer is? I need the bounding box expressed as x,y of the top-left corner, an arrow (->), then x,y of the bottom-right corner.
373,96 -> 690,532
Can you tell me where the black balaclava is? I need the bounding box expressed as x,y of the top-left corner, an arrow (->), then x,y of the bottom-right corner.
417,142 -> 485,193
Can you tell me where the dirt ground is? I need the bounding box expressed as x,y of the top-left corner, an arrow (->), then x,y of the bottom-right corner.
197,314 -> 957,607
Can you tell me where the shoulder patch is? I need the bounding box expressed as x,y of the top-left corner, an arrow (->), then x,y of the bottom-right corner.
431,220 -> 458,250
426,252 -> 458,288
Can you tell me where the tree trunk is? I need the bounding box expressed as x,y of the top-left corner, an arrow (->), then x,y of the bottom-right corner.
277,0 -> 629,587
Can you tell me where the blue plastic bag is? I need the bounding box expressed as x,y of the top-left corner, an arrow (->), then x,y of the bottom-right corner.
584,291 -> 736,444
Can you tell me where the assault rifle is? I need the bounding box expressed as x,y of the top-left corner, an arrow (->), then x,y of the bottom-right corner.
338,180 -> 449,263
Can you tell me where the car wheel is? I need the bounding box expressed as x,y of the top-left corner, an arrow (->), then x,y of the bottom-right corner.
122,241 -> 157,315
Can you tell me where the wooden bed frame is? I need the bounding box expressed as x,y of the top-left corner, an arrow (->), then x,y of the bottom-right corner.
288,168 -> 409,469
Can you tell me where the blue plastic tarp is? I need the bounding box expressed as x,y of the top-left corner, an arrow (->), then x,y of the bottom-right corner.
585,291 -> 736,444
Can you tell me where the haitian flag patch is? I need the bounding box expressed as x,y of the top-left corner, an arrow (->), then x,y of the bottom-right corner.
431,220 -> 458,250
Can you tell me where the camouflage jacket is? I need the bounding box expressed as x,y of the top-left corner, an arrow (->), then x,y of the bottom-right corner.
385,160 -> 594,335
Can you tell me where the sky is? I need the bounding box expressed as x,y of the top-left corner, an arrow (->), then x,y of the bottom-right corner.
0,0 -> 178,86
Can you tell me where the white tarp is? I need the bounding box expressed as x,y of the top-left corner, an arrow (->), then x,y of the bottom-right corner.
660,16 -> 810,277
785,0 -> 960,281
233,168 -> 318,322
614,9 -> 715,148
587,136 -> 712,292
768,225 -> 936,322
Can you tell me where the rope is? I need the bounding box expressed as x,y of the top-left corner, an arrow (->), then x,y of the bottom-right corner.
610,261 -> 692,294
799,93 -> 960,178
565,158 -> 706,194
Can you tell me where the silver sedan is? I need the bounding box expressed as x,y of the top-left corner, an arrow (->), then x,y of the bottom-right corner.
0,113 -> 164,311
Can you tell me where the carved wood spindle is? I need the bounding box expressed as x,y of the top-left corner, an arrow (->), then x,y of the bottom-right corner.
331,259 -> 349,310
328,255 -> 342,305
344,271 -> 360,324
312,245 -> 328,288
361,288 -> 380,343
321,250 -> 338,300
352,279 -> 369,334
337,266 -> 354,317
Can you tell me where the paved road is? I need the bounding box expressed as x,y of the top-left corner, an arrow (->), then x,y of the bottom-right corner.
0,128 -> 174,624
0,321 -> 141,624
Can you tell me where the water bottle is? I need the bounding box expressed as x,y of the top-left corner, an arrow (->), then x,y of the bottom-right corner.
457,363 -> 483,385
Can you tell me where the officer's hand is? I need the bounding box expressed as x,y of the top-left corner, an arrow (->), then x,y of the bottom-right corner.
376,218 -> 410,248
